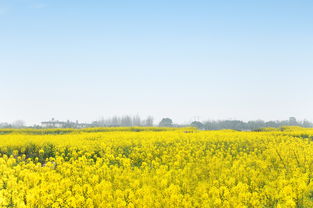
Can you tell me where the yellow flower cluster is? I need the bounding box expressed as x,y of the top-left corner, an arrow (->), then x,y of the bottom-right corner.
1,127 -> 313,207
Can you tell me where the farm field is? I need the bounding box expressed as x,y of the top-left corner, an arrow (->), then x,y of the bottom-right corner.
1,127 -> 313,207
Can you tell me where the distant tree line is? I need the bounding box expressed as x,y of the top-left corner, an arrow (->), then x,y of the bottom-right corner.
91,115 -> 154,127
0,120 -> 25,128
1,116 -> 313,130
190,117 -> 313,130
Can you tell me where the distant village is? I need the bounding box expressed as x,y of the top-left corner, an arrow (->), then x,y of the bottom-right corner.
40,116 -> 154,128
0,116 -> 155,129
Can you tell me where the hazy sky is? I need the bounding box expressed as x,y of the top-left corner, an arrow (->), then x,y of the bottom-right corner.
1,0 -> 313,125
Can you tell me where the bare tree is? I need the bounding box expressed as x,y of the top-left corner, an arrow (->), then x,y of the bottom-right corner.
121,116 -> 132,126
12,120 -> 25,128
144,116 -> 154,126
132,115 -> 141,126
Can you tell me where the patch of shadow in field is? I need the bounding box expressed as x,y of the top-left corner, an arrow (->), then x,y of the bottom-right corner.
0,143 -> 57,164
84,136 -> 102,141
289,134 -> 313,140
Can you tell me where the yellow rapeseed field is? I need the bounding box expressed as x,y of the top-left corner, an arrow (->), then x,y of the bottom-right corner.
1,127 -> 313,207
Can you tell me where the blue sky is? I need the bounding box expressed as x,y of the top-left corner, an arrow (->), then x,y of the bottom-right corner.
0,0 -> 313,125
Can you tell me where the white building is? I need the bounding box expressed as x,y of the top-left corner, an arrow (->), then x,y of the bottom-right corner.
41,118 -> 66,128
